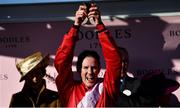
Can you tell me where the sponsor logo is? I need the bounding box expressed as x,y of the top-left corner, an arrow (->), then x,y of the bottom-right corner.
0,36 -> 30,48
0,74 -> 8,80
170,30 -> 180,37
78,28 -> 132,49
134,68 -> 179,77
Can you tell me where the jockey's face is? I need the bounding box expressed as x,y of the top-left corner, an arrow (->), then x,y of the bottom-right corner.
81,56 -> 100,88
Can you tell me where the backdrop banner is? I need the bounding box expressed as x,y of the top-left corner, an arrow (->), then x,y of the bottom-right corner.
0,16 -> 180,107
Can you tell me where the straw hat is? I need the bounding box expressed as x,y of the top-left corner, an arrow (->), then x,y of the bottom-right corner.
16,52 -> 49,82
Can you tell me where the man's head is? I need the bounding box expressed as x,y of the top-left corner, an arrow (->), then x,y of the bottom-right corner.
16,52 -> 49,83
24,68 -> 46,88
77,50 -> 100,88
118,47 -> 129,77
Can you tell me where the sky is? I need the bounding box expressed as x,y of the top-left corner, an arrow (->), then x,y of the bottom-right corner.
0,0 -> 92,5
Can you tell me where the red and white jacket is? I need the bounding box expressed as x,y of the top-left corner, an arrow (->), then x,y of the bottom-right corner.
54,24 -> 121,107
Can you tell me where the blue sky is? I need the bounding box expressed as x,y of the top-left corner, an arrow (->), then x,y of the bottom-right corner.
0,0 -> 91,4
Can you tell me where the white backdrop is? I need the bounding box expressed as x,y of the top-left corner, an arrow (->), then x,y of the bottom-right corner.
0,15 -> 180,107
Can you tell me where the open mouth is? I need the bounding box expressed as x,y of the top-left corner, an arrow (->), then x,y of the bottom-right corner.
86,77 -> 95,83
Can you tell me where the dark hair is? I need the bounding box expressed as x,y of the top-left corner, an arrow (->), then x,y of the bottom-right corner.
77,50 -> 100,73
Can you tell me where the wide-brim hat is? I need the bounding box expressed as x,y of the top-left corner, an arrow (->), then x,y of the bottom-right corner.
140,71 -> 179,96
16,52 -> 49,82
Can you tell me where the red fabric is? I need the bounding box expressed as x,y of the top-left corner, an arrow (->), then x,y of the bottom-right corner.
54,24 -> 121,107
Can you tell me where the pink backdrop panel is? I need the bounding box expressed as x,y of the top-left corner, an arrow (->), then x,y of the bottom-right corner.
0,16 -> 180,107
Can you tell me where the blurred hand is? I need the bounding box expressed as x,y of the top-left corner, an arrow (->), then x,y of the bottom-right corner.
88,3 -> 102,25
74,4 -> 88,26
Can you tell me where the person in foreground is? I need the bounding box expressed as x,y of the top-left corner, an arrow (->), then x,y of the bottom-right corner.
9,52 -> 61,107
54,3 -> 122,107
116,47 -> 180,107
116,47 -> 142,106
